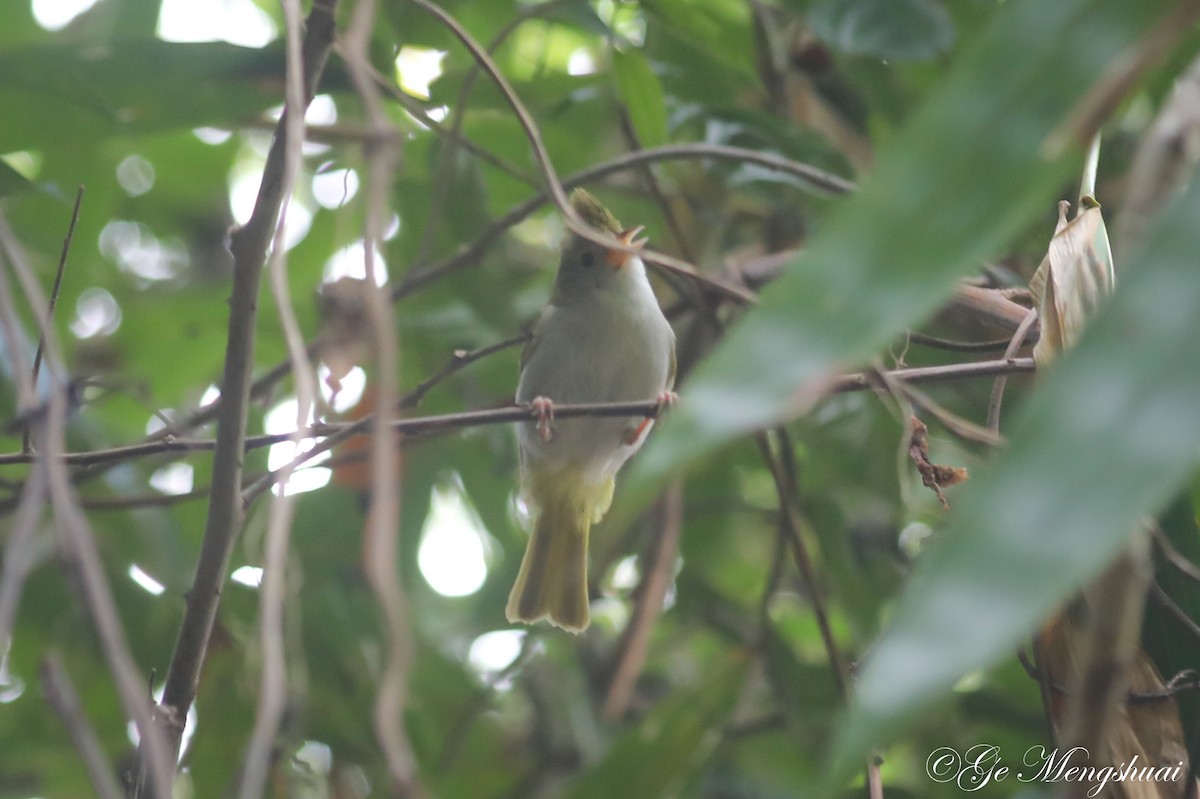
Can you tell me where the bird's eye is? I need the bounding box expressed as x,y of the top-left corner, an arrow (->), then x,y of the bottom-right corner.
580,251 -> 596,268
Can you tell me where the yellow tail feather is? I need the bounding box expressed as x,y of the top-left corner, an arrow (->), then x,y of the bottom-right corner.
506,473 -> 614,633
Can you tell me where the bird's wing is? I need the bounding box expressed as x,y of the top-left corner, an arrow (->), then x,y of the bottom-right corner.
519,309 -> 551,373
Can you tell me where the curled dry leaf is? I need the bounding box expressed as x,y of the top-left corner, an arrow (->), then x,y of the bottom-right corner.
1029,198 -> 1115,365
907,416 -> 969,510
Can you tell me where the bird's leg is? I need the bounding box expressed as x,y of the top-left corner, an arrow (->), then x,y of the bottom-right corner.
621,391 -> 679,446
530,396 -> 555,442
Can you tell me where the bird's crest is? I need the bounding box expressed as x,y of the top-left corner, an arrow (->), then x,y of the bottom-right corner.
568,189 -> 622,235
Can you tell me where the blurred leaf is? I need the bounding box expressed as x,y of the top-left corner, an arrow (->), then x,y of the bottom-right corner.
0,158 -> 35,197
617,0 -> 1171,525
613,50 -> 670,148
810,0 -> 955,62
566,652 -> 749,799
835,167 -> 1200,779
0,40 -> 329,152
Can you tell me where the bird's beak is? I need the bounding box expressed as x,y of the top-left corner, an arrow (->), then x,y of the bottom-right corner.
605,226 -> 647,270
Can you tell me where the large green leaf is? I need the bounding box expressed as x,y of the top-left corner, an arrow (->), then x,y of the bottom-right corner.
833,171 -> 1200,778
0,40 -> 328,152
612,49 -> 670,148
615,0 -> 1171,520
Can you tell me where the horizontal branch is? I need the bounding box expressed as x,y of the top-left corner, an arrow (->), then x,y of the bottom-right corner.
0,357 -> 1034,469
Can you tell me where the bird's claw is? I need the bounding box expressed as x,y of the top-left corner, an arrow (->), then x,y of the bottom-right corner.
531,396 -> 555,442
621,391 -> 679,446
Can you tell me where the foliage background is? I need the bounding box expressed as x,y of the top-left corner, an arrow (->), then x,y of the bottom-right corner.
0,0 -> 1199,797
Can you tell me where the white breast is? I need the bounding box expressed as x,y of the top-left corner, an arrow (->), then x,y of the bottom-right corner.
517,260 -> 674,484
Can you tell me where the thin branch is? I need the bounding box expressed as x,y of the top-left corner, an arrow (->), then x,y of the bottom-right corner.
0,460 -> 47,650
401,332 -> 529,410
407,0 -> 575,226
905,331 -> 1021,353
417,0 -> 570,264
758,428 -> 885,798
602,481 -> 684,721
345,0 -> 423,793
0,215 -> 175,799
0,357 -> 1036,471
1152,524 -> 1200,584
235,0 -> 313,794
99,143 -> 839,462
986,308 -> 1039,432
0,234 -> 36,420
755,432 -> 848,696
393,143 -> 850,305
41,653 -> 124,799
1151,581 -> 1200,649
154,0 -> 339,778
25,185 -> 83,453
411,0 -> 757,304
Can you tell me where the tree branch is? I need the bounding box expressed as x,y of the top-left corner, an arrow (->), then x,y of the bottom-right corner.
0,357 -> 1035,472
152,0 -> 339,777
41,653 -> 124,799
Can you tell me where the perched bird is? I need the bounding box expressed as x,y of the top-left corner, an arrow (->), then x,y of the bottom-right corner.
506,189 -> 677,632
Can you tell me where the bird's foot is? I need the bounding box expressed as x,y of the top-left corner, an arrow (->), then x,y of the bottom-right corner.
621,391 -> 679,446
530,396 -> 555,442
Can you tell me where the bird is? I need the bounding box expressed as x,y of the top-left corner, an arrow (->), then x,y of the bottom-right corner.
505,189 -> 677,633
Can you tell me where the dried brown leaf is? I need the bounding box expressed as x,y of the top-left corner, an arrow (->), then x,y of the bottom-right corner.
907,417 -> 969,510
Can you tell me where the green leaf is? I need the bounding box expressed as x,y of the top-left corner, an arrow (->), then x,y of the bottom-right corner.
612,49 -> 670,148
0,40 -> 333,152
0,157 -> 34,197
614,0 -> 1171,526
565,652 -> 749,799
810,0 -> 955,62
833,170 -> 1200,779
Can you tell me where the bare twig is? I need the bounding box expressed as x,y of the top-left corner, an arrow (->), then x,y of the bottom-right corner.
41,653 -> 124,799
0,357 -> 1036,472
235,0 -> 314,794
345,0 -> 423,794
951,284 -> 1039,335
755,430 -> 848,696
0,214 -> 175,799
905,332 -> 1018,353
0,236 -> 35,420
0,460 -> 47,651
1153,524 -> 1200,584
401,332 -> 529,410
153,0 -> 339,779
1151,581 -> 1200,649
602,481 -> 684,721
407,0 -> 574,226
986,308 -> 1039,432
407,0 -> 758,303
25,185 -> 83,453
756,429 -> 883,795
103,143 -> 839,462
393,143 -> 849,306
418,0 -> 571,264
